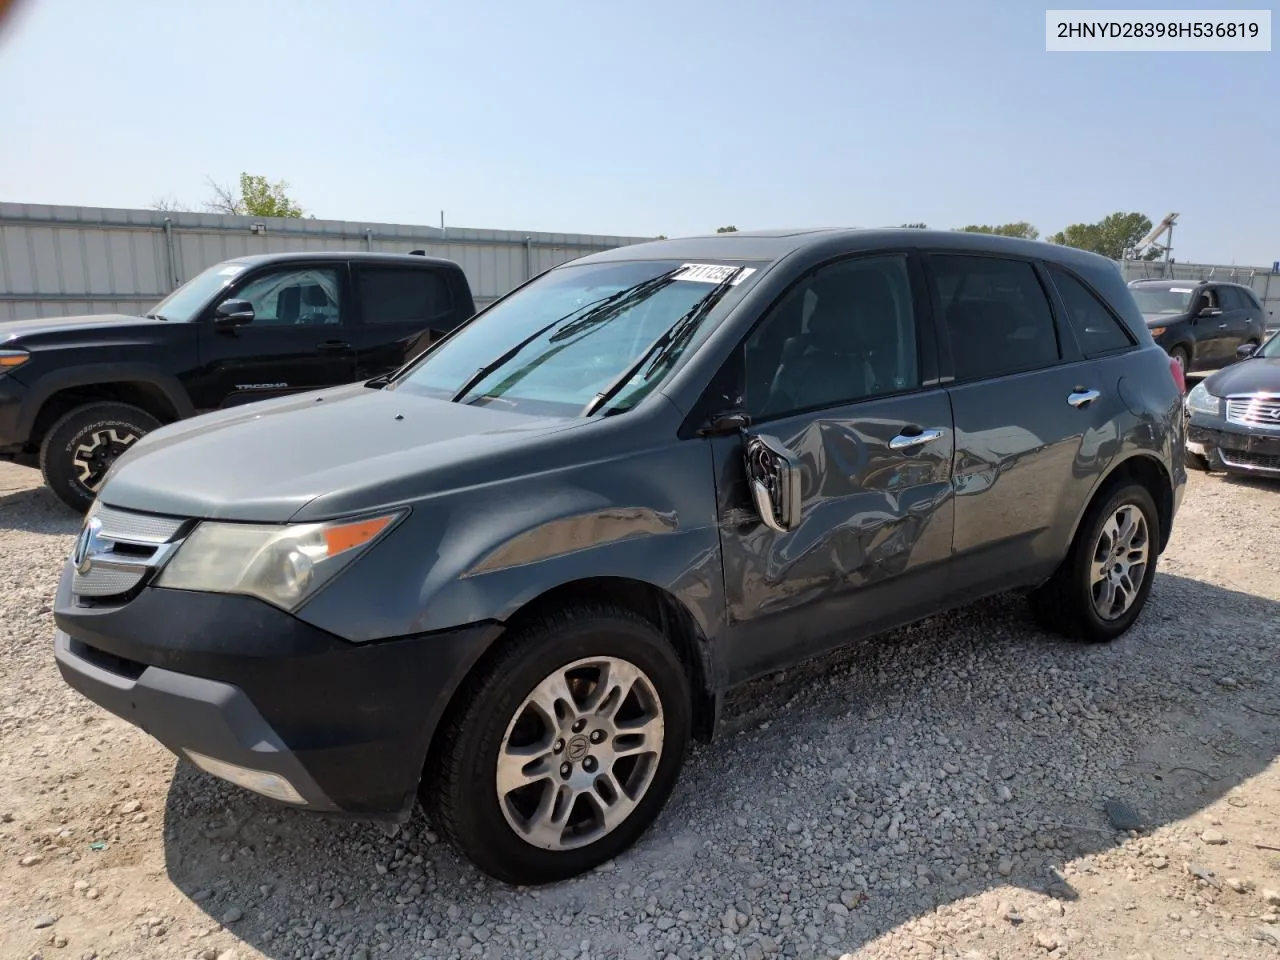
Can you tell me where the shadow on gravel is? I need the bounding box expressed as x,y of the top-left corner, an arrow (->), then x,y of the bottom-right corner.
0,481 -> 79,534
160,572 -> 1280,960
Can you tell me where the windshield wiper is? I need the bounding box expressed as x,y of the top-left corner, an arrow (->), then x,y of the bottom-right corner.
451,269 -> 681,405
145,313 -> 171,321
581,267 -> 744,417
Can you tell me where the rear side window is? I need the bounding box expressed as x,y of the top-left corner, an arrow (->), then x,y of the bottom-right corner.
356,267 -> 453,325
930,255 -> 1059,381
1217,286 -> 1243,310
1047,266 -> 1134,356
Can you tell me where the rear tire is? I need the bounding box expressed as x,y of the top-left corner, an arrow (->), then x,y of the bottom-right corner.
1029,481 -> 1160,643
427,605 -> 691,885
39,402 -> 160,513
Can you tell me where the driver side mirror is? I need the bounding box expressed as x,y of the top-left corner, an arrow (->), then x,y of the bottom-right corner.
1237,343 -> 1258,360
214,299 -> 255,327
745,433 -> 803,534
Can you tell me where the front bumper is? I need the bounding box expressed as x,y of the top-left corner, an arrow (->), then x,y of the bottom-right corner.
0,375 -> 30,452
1188,419 -> 1280,477
53,565 -> 503,818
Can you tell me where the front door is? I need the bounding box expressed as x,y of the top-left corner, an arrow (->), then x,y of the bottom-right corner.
709,253 -> 955,686
191,263 -> 357,411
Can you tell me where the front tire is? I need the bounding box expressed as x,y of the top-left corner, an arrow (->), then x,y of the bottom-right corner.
1029,481 -> 1160,643
427,606 -> 691,885
1169,345 -> 1191,381
39,402 -> 160,513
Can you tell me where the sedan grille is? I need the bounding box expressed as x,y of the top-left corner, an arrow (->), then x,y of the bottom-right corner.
71,505 -> 189,600
1218,449 -> 1280,474
1226,395 -> 1280,428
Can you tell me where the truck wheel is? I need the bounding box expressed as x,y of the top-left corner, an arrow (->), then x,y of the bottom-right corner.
40,402 -> 160,513
1028,481 -> 1160,643
427,605 -> 691,885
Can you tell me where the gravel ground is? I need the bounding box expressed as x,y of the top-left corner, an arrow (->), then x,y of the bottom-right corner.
1,460 -> 1278,960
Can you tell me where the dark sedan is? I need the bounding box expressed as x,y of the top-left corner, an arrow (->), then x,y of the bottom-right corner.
1129,278 -> 1268,376
1185,334 -> 1280,477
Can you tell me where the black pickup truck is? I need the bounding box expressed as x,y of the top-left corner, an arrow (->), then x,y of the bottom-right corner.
0,251 -> 475,510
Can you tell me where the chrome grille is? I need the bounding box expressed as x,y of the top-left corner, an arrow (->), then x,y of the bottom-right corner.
1226,395 -> 1280,428
71,505 -> 189,599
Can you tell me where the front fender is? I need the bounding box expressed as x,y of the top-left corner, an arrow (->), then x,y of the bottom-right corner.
294,439 -> 725,648
18,362 -> 195,435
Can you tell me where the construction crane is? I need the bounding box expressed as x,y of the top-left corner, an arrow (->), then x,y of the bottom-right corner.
1130,213 -> 1178,265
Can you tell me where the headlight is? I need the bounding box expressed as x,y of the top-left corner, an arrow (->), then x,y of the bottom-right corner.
1185,381 -> 1219,417
1149,326 -> 1166,337
0,349 -> 30,375
157,511 -> 404,610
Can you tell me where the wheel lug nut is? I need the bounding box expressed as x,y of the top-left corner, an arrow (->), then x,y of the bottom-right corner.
560,762 -> 571,777
553,739 -> 565,753
583,757 -> 597,772
572,719 -> 586,733
590,730 -> 605,744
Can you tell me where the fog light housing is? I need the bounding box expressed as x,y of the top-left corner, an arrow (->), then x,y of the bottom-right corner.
184,750 -> 306,804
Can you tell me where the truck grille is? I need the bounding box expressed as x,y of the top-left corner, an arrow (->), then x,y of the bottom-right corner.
71,504 -> 189,600
1225,395 -> 1280,428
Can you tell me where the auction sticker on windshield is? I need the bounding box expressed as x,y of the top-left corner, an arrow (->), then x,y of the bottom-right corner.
673,264 -> 756,285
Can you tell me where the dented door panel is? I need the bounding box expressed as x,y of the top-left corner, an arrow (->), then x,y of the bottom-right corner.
711,389 -> 955,685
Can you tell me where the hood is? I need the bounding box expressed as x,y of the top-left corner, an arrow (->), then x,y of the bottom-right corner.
1204,355 -> 1280,398
1,313 -> 166,345
98,383 -> 590,522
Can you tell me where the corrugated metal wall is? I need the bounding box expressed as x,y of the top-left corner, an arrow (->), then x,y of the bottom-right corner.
1119,258 -> 1280,331
0,203 -> 653,322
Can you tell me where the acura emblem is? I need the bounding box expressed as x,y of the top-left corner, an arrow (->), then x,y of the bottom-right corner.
73,517 -> 105,575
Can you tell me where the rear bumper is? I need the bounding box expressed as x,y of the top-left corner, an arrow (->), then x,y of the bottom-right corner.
52,565 -> 503,818
1188,420 -> 1280,477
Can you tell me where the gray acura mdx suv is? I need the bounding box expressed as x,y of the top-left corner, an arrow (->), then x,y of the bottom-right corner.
53,229 -> 1187,884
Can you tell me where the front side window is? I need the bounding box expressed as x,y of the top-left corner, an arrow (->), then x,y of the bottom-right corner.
1048,266 -> 1133,356
1130,285 -> 1195,316
1217,286 -> 1244,311
229,268 -> 343,326
357,267 -> 453,325
147,261 -> 249,322
931,255 -> 1059,381
740,254 -> 919,420
396,259 -> 759,417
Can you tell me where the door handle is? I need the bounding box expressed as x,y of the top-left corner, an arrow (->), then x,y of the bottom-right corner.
317,340 -> 352,352
889,427 -> 945,450
1218,322 -> 1228,329
1067,387 -> 1101,408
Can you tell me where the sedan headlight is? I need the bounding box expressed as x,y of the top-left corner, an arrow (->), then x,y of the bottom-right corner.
1185,381 -> 1220,417
157,511 -> 404,610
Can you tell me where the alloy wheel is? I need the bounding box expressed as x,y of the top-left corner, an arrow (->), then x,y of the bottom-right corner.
73,428 -> 140,491
495,656 -> 664,851
1089,504 -> 1149,620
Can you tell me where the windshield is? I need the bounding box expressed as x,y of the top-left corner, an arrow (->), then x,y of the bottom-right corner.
147,261 -> 249,322
1260,330 -> 1280,359
395,259 -> 759,417
1130,286 -> 1194,316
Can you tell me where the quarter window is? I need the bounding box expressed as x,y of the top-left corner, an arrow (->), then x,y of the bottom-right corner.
741,254 -> 919,419
356,267 -> 453,325
930,255 -> 1059,381
1048,266 -> 1133,356
229,267 -> 343,326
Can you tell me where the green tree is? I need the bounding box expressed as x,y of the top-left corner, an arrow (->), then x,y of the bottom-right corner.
205,173 -> 308,218
958,222 -> 1039,240
715,225 -> 738,233
899,222 -> 929,229
1048,212 -> 1155,260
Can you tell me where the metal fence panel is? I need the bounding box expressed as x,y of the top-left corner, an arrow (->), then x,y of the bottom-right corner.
1120,258 -> 1279,331
0,202 -> 651,321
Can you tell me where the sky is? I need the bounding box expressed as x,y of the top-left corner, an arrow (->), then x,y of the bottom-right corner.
0,0 -> 1276,264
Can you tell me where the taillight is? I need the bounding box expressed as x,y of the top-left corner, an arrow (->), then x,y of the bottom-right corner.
1168,355 -> 1186,394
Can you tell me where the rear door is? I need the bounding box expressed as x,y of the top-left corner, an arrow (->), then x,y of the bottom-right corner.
191,263 -> 356,411
928,253 -> 1127,595
350,264 -> 461,380
709,252 -> 956,685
